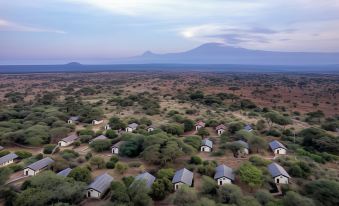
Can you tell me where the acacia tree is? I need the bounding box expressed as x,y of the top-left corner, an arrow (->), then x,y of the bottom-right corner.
237,163 -> 263,190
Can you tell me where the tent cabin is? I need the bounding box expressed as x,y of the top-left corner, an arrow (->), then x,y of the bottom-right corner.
132,172 -> 156,188
67,116 -> 79,124
214,164 -> 235,185
195,121 -> 205,131
104,124 -> 111,130
172,168 -> 193,191
215,124 -> 226,135
125,123 -> 138,132
92,120 -> 104,125
234,140 -> 249,155
201,139 -> 213,152
269,140 -> 287,155
57,168 -> 72,177
87,173 -> 113,199
244,124 -> 253,132
24,157 -> 54,176
89,135 -> 108,144
147,125 -> 155,132
111,141 -> 125,154
268,162 -> 290,184
58,134 -> 79,147
0,153 -> 18,167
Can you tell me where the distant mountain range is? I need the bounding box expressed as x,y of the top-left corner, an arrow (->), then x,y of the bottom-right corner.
1,43 -> 339,73
115,43 -> 339,65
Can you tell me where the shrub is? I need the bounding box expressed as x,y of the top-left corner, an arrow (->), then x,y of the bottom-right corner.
116,162 -> 128,174
106,161 -> 115,169
190,156 -> 202,165
15,150 -> 32,159
0,150 -> 10,157
43,144 -> 57,154
128,162 -> 141,168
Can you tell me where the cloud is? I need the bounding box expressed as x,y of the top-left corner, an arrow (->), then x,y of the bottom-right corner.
63,0 -> 266,18
179,20 -> 339,52
0,19 -> 66,34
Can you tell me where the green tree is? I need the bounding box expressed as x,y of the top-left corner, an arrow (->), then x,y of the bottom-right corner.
151,178 -> 173,200
282,191 -> 315,206
128,180 -> 153,206
111,181 -> 130,204
201,176 -> 217,195
115,162 -> 128,174
90,156 -> 105,169
109,116 -> 126,130
68,167 -> 91,183
173,185 -> 198,206
217,184 -> 242,204
238,163 -> 263,188
90,139 -> 111,152
183,119 -> 195,132
184,136 -> 201,150
197,128 -> 209,137
304,179 -> 339,206
105,129 -> 118,139
0,167 -> 11,185
15,171 -> 85,206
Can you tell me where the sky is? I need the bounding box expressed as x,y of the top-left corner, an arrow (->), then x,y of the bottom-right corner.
1,0 -> 339,64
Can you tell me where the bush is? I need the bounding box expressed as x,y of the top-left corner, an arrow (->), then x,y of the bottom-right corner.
266,130 -> 281,137
116,162 -> 128,174
105,129 -> 118,139
9,164 -> 23,172
190,156 -> 202,165
79,135 -> 92,143
15,151 -> 32,159
249,155 -> 271,167
304,179 -> 339,206
89,139 -> 111,152
68,167 -> 91,183
89,156 -> 105,169
60,149 -> 79,160
106,161 -> 115,169
128,162 -> 141,168
0,150 -> 10,157
43,144 -> 57,154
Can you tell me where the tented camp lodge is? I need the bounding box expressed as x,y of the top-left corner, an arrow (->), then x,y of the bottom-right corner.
24,157 -> 54,176
87,173 -> 114,199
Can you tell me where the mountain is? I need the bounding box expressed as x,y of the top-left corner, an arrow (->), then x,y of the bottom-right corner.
65,62 -> 83,67
117,43 -> 339,65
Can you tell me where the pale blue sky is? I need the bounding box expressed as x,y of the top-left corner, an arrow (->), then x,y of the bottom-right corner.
1,0 -> 339,64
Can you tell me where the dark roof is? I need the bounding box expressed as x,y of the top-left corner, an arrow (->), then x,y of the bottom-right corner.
69,116 -> 79,121
134,172 -> 156,188
87,173 -> 114,193
234,140 -> 249,149
57,168 -> 72,177
202,139 -> 213,148
215,124 -> 226,130
172,168 -> 193,185
147,125 -> 155,129
127,123 -> 138,129
269,140 -> 287,150
91,135 -> 108,142
214,164 -> 235,181
195,121 -> 205,127
0,146 -> 3,150
61,134 -> 79,143
26,157 -> 54,171
244,124 -> 253,131
111,141 -> 126,148
268,162 -> 290,178
0,153 -> 18,165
